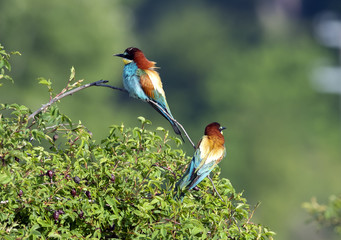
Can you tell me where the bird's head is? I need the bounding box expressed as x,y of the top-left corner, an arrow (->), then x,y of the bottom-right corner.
114,47 -> 156,69
204,122 -> 226,136
114,47 -> 140,65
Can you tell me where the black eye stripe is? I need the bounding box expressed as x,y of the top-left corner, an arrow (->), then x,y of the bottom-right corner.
122,47 -> 139,60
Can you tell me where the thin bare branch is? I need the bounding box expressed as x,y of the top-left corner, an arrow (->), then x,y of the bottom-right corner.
207,175 -> 224,202
93,82 -> 128,93
28,80 -> 109,121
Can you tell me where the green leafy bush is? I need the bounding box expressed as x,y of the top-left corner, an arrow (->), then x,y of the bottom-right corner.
0,45 -> 274,239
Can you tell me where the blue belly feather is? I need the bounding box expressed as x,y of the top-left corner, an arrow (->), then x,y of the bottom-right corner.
122,63 -> 149,101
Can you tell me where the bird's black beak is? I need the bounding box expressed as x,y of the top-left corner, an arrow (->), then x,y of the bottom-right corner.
219,126 -> 226,131
114,53 -> 125,58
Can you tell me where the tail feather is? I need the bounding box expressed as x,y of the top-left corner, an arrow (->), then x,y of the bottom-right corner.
174,173 -> 202,202
187,173 -> 201,191
173,160 -> 196,201
173,190 -> 185,202
148,101 -> 184,141
174,180 -> 186,202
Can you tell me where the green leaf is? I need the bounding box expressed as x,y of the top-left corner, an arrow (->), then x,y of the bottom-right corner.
0,172 -> 11,184
137,116 -> 146,124
151,229 -> 159,239
38,78 -> 51,86
48,231 -> 62,238
156,126 -> 165,131
192,226 -> 203,236
105,195 -> 116,207
36,217 -> 51,227
69,66 -> 75,82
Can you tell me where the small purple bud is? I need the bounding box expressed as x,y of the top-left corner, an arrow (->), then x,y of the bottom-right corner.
110,174 -> 115,183
46,170 -> 54,179
73,176 -> 81,184
193,186 -> 200,191
58,209 -> 65,214
71,188 -> 77,197
53,134 -> 59,142
85,190 -> 91,199
53,211 -> 60,221
78,210 -> 84,218
88,131 -> 93,137
18,189 -> 23,197
111,223 -> 115,230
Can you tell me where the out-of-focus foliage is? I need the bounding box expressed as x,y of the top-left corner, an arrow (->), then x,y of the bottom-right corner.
303,195 -> 341,236
0,44 -> 20,86
0,0 -> 130,83
0,50 -> 275,239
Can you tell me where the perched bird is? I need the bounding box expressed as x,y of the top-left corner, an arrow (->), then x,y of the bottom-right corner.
114,47 -> 183,139
175,122 -> 226,198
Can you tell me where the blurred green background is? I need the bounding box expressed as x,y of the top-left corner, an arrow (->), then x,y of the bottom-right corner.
1,0 -> 341,239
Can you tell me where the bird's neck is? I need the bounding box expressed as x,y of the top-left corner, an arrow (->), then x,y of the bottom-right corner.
206,130 -> 225,145
211,135 -> 225,146
134,51 -> 156,70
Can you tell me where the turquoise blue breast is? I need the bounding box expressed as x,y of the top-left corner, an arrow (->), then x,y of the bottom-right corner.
122,63 -> 149,101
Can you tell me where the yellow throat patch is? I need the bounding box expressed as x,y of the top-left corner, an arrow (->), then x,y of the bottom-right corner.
123,59 -> 133,65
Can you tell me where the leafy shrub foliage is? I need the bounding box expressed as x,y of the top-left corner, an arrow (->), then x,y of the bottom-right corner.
0,45 -> 274,239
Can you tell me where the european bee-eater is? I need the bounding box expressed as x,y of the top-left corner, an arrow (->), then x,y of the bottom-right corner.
114,47 -> 183,139
175,122 -> 226,198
